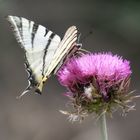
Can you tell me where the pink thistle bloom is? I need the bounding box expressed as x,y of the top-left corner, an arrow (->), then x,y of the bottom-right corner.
57,52 -> 135,122
58,53 -> 131,99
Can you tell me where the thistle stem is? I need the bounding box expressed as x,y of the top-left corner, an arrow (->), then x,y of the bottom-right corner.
99,114 -> 108,140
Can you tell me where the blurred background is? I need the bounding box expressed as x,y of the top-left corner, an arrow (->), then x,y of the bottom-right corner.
0,0 -> 140,140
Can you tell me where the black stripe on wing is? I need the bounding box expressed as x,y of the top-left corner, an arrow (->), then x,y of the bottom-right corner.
62,28 -> 77,46
44,28 -> 49,37
19,17 -> 22,37
53,44 -> 81,74
31,23 -> 38,48
42,32 -> 56,77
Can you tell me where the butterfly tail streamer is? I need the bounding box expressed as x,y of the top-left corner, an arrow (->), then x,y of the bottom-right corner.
16,85 -> 32,99
16,79 -> 46,99
78,48 -> 90,53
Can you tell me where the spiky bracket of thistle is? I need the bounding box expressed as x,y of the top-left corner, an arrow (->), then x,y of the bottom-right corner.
57,53 -> 139,122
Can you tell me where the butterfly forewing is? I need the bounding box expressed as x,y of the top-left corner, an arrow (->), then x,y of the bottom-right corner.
45,26 -> 78,76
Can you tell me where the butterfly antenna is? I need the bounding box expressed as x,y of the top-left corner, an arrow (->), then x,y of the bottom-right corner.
77,28 -> 93,54
77,32 -> 81,44
81,29 -> 93,43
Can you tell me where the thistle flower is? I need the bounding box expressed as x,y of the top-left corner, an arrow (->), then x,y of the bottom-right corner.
57,52 -> 137,122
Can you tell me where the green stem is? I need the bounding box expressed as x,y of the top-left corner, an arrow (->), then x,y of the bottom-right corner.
99,114 -> 108,140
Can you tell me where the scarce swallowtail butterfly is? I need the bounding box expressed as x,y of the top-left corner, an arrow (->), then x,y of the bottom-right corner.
7,15 -> 83,98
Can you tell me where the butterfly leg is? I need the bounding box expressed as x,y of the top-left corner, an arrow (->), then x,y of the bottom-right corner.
78,48 -> 90,53
74,43 -> 90,54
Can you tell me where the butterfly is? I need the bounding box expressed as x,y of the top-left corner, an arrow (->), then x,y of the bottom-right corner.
7,15 -> 87,98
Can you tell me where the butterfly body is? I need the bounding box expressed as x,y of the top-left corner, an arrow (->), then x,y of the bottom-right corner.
7,15 -> 82,97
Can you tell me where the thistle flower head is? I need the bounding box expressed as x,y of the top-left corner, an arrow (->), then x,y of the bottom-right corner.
57,52 -> 136,122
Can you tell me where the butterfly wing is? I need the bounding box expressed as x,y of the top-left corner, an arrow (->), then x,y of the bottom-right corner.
36,26 -> 79,93
45,26 -> 78,75
7,15 -> 61,97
